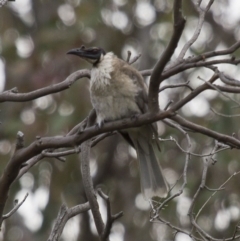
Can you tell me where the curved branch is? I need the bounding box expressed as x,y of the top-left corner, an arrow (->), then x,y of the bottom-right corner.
48,202 -> 90,241
0,70 -> 90,103
80,140 -> 105,239
140,41 -> 240,79
2,193 -> 28,221
177,0 -> 214,60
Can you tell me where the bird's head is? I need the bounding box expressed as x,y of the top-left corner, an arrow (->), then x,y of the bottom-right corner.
67,45 -> 106,65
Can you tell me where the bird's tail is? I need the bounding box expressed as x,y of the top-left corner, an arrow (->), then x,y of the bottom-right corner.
128,126 -> 168,199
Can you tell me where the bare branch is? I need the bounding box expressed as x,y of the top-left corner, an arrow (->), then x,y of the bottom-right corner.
171,114 -> 240,149
2,193 -> 28,221
211,108 -> 240,118
178,0 -> 214,60
47,202 -> 90,241
0,108 -> 174,220
148,0 -> 185,111
15,131 -> 25,150
195,171 -> 240,220
126,50 -> 131,63
160,135 -> 229,157
159,80 -> 193,93
232,221 -> 240,241
129,54 -> 141,65
42,148 -> 78,158
17,154 -> 44,180
198,76 -> 240,107
91,132 -> 117,147
213,84 -> 240,94
188,159 -> 210,239
190,40 -> 240,63
169,72 -> 218,111
140,41 -> 240,78
97,189 -> 123,240
80,140 -> 105,239
187,162 -> 240,241
0,70 -> 90,103
152,217 -> 202,241
218,71 -> 240,87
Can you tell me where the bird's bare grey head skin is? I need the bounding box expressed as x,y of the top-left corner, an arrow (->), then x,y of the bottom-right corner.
67,45 -> 106,65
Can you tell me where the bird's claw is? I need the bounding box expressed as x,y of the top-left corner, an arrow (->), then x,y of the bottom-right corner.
95,120 -> 104,129
131,113 -> 140,121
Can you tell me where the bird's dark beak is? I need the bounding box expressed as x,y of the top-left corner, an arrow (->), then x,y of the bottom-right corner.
67,48 -> 87,58
67,46 -> 104,61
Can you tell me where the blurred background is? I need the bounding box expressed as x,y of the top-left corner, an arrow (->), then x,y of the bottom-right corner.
1,0 -> 240,240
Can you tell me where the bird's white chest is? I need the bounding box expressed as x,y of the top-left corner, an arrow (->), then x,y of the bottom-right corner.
89,54 -> 140,125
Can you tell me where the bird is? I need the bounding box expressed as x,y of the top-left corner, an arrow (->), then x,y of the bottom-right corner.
67,45 -> 169,199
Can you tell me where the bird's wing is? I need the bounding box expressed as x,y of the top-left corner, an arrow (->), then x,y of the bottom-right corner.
120,62 -> 148,113
120,61 -> 161,150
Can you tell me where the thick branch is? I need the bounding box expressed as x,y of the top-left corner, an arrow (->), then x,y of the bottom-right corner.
80,140 -> 105,239
0,110 -> 173,222
148,0 -> 185,112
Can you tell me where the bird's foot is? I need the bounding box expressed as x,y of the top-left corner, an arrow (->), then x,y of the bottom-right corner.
130,113 -> 140,121
95,120 -> 104,129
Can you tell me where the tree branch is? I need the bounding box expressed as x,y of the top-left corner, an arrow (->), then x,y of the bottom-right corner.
177,0 -> 214,60
47,202 -> 90,241
80,140 -> 106,239
2,193 -> 28,222
171,115 -> 240,148
97,189 -> 123,240
148,0 -> 186,112
0,70 -> 90,103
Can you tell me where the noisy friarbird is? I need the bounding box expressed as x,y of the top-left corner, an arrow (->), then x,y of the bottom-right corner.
67,46 -> 169,199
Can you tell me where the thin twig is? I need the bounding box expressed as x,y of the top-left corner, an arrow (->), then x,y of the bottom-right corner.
47,202 -> 90,241
169,73 -> 218,112
211,107 -> 240,118
195,171 -> 240,220
97,189 -> 123,240
178,0 -> 214,60
159,80 -> 193,93
218,71 -> 240,87
0,70 -> 90,103
198,76 -> 240,107
152,217 -> 202,241
2,193 -> 29,221
188,159 -> 210,239
160,135 -> 230,157
129,54 -> 141,65
172,114 -> 240,149
126,50 -> 131,63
